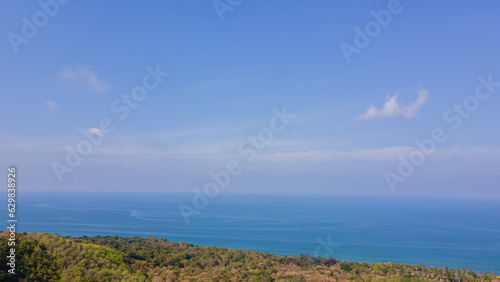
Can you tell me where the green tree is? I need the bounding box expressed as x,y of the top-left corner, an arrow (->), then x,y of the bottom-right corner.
482,272 -> 490,280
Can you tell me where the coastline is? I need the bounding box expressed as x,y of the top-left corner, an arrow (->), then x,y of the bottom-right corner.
2,231 -> 499,281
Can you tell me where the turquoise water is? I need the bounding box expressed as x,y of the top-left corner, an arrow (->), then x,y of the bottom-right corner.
10,192 -> 500,273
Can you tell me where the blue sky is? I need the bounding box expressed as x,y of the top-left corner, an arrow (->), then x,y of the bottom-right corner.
1,0 -> 499,198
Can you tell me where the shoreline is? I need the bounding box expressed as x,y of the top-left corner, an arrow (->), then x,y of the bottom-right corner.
2,231 -> 498,281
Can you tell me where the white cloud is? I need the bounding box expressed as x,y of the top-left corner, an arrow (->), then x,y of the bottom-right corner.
263,147 -> 416,162
432,146 -> 500,161
41,98 -> 58,111
357,89 -> 429,121
263,146 -> 500,163
84,127 -> 104,137
37,98 -> 58,113
2,127 -> 500,170
60,65 -> 108,92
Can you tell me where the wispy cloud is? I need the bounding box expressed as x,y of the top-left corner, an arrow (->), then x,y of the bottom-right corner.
60,65 -> 108,92
356,89 -> 429,121
2,127 -> 500,169
262,146 -> 500,163
43,98 -> 57,108
38,98 -> 58,113
0,128 -> 235,160
432,146 -> 500,162
79,127 -> 104,137
263,147 -> 416,162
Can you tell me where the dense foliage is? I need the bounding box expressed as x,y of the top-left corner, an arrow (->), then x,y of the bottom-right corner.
0,231 -> 498,281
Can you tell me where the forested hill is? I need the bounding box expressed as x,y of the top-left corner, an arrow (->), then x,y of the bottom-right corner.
0,231 -> 497,281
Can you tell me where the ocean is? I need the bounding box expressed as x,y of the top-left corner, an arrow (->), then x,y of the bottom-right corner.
9,192 -> 500,274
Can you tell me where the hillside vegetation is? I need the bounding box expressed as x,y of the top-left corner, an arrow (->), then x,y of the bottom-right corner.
0,231 -> 498,281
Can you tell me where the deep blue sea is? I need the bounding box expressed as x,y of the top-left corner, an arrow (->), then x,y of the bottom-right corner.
8,192 -> 500,274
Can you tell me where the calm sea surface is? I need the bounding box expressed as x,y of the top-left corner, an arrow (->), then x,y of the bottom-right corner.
9,192 -> 500,273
